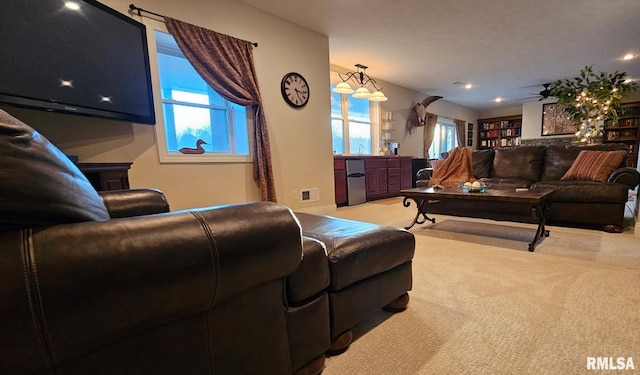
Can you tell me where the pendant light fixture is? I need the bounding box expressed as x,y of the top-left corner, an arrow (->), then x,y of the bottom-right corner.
332,64 -> 388,101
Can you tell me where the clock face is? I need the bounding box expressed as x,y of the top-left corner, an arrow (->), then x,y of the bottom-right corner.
281,72 -> 309,108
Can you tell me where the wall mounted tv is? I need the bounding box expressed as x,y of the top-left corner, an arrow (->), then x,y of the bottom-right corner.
0,0 -> 155,125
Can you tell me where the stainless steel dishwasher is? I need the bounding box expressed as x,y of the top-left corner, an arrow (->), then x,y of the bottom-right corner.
346,159 -> 366,206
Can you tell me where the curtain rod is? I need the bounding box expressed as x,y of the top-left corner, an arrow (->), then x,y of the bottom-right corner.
128,4 -> 259,47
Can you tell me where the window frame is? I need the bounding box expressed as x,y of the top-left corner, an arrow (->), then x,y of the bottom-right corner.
429,117 -> 458,159
144,19 -> 253,164
330,71 -> 380,155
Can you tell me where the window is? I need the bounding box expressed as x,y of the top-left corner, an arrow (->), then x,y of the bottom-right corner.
153,28 -> 251,162
429,117 -> 458,159
330,71 -> 378,155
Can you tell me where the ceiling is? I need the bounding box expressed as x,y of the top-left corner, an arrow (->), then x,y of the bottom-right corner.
237,0 -> 640,111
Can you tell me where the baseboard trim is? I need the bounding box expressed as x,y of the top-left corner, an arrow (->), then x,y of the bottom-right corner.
294,204 -> 337,215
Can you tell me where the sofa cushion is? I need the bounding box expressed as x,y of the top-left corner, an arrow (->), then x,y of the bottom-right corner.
472,149 -> 493,179
481,177 -> 531,189
491,146 -> 545,183
531,180 -> 628,203
0,109 -> 110,231
561,150 -> 627,182
541,145 -> 581,181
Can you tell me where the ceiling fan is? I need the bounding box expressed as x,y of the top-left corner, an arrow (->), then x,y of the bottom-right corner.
518,83 -> 552,101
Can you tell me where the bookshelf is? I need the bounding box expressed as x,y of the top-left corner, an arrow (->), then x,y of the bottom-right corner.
477,115 -> 522,149
603,102 -> 640,168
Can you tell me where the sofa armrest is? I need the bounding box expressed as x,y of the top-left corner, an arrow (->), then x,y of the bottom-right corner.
287,237 -> 330,305
416,168 -> 432,181
608,167 -> 640,189
0,201 -> 302,372
99,188 -> 170,218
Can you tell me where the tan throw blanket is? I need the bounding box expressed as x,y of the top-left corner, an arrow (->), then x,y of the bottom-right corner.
428,146 -> 475,187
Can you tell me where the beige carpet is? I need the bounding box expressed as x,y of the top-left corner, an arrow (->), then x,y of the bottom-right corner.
323,198 -> 640,375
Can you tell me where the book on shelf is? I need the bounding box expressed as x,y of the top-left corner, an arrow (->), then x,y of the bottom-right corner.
619,118 -> 637,127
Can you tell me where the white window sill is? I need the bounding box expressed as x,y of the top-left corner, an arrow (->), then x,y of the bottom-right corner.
159,152 -> 253,164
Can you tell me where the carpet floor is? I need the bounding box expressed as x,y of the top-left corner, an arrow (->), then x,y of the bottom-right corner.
322,197 -> 640,375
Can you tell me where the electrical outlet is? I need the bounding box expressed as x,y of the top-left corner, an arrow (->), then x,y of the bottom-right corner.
292,191 -> 298,200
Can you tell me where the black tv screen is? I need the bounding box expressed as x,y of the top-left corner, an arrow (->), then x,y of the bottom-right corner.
0,0 -> 155,124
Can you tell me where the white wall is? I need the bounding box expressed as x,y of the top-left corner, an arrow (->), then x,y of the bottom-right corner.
478,106 -> 522,120
380,90 -> 480,158
7,0 -> 637,213
3,0 -> 480,213
2,0 -> 335,212
521,99 -> 573,140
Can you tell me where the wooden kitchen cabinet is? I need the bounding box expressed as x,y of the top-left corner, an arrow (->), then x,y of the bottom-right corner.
365,158 -> 388,199
334,158 -> 347,206
401,158 -> 413,190
334,156 -> 413,204
387,158 -> 402,195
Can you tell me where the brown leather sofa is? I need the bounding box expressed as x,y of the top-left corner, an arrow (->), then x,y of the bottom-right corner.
417,144 -> 640,232
0,108 -> 414,374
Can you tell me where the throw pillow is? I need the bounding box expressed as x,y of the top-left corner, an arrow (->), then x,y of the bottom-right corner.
560,150 -> 627,182
0,109 -> 110,231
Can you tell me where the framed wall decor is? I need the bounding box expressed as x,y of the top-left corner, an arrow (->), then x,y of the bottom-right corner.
541,103 -> 575,136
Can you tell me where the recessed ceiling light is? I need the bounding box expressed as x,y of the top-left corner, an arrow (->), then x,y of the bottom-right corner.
623,53 -> 636,60
453,81 -> 473,89
65,2 -> 80,10
495,97 -> 503,103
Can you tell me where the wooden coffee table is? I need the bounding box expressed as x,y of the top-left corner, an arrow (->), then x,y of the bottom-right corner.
400,186 -> 555,251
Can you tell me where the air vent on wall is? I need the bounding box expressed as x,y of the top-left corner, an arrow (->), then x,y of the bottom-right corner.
300,188 -> 319,202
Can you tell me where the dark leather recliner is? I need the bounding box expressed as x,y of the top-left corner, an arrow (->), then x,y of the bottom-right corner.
0,108 -> 415,374
1,198 -> 325,375
0,109 -> 331,375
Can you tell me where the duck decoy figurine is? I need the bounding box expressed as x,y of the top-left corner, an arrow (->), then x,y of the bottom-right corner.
179,139 -> 208,154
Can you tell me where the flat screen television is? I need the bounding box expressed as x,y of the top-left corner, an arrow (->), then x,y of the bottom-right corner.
0,0 -> 155,125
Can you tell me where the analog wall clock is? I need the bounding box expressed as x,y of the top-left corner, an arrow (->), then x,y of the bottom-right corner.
281,72 -> 310,108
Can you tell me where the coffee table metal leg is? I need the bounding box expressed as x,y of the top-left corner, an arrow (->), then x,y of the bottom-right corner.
402,197 -> 436,230
528,202 -> 550,252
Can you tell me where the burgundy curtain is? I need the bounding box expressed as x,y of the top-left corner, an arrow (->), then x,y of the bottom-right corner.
423,113 -> 438,158
454,119 -> 466,147
165,18 -> 277,202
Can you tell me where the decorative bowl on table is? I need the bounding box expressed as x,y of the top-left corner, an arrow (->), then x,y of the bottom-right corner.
456,181 -> 487,193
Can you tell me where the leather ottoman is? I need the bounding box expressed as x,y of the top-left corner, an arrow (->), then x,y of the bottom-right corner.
294,213 -> 415,354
